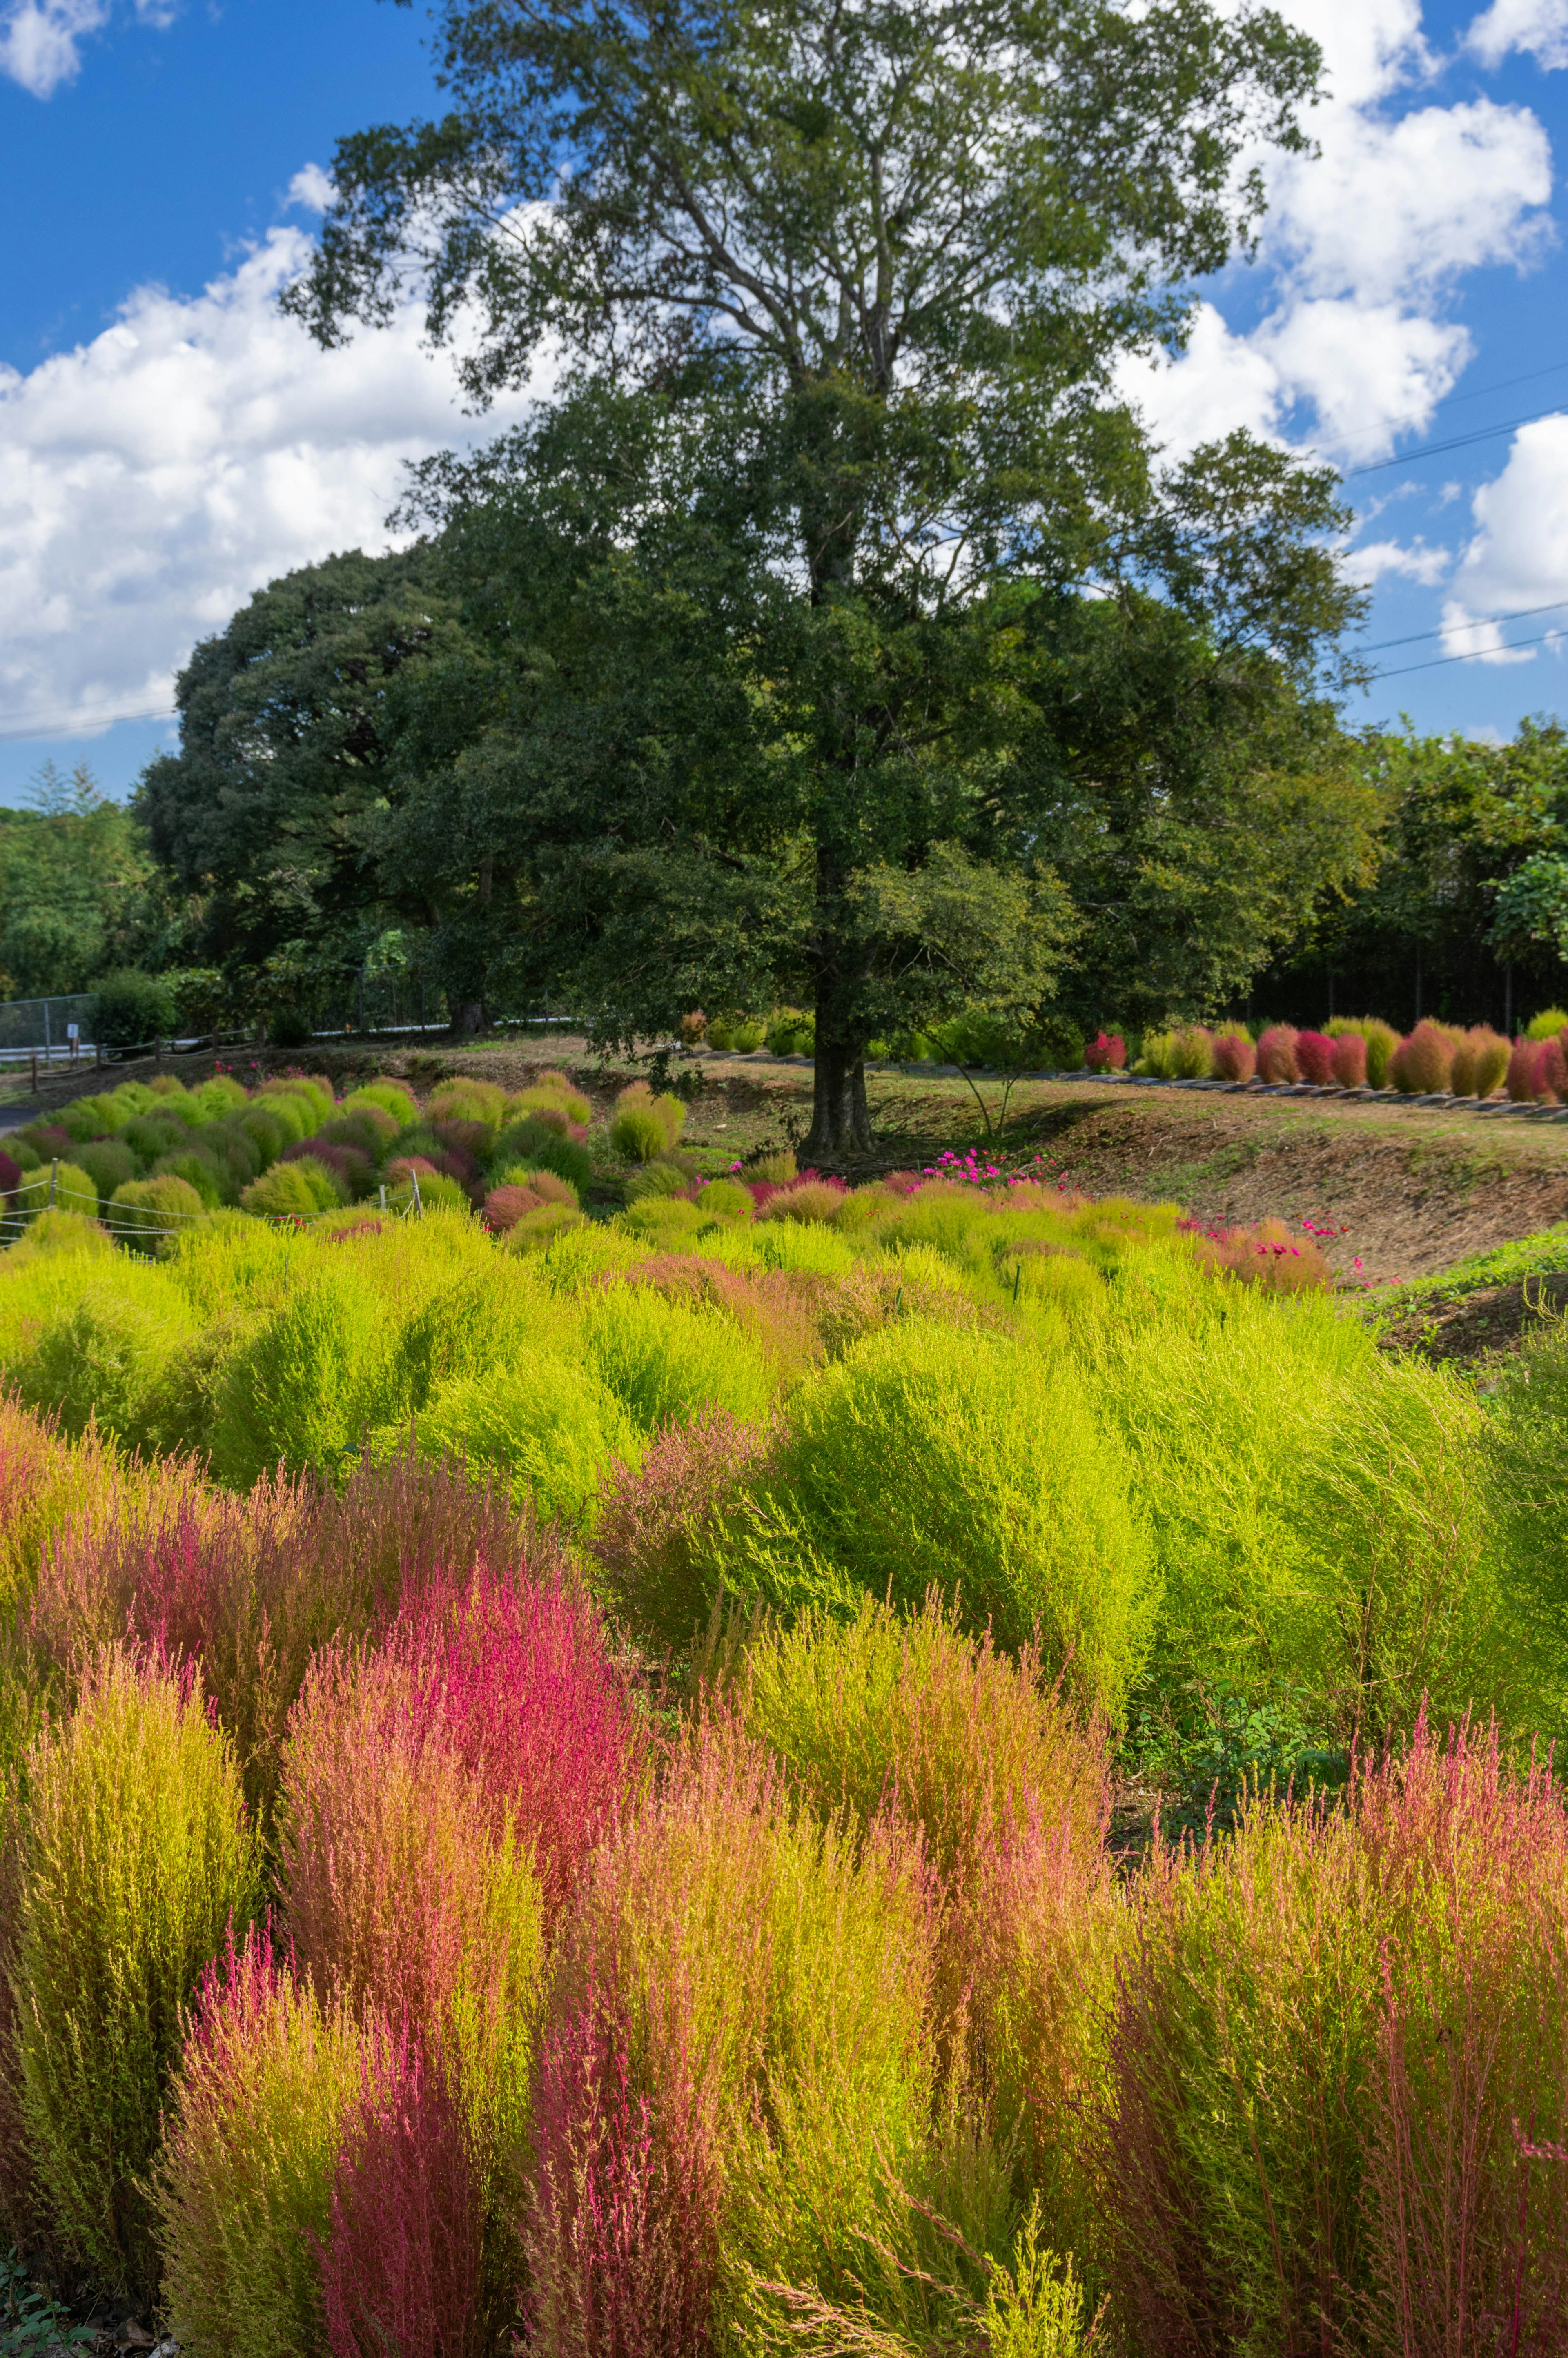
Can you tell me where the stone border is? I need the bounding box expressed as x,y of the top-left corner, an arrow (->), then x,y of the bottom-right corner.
690,1048 -> 1568,1124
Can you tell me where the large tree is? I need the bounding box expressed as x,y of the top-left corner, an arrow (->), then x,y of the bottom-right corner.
135,548 -> 462,1015
287,0 -> 1361,1150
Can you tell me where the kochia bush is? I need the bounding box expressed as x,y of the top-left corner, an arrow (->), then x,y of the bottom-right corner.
728,1318 -> 1158,1721
8,1650 -> 260,2296
157,1924 -> 363,2358
1389,1020 -> 1455,1094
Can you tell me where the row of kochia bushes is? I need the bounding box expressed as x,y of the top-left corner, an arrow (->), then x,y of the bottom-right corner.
1088,1006 -> 1568,1099
1,1433 -> 1566,2355
0,1066 -> 639,1245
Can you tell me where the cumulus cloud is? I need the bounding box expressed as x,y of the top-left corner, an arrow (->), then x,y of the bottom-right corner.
1344,538 -> 1452,586
0,0 -> 171,98
0,227 -> 545,738
1438,418 -> 1568,665
1116,303 -> 1284,461
286,163 -> 336,214
1468,0 -> 1568,69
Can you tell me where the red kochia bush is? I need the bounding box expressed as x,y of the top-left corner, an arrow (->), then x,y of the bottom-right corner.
1084,1030 -> 1126,1073
322,2024 -> 484,2358
1295,1029 -> 1336,1085
1331,1030 -> 1368,1086
395,1563 -> 642,1933
1210,1032 -> 1256,1082
1255,1024 -> 1300,1082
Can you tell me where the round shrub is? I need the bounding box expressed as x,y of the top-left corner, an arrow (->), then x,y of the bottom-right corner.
731,1018 -> 767,1051
1296,1030 -> 1336,1085
89,966 -> 179,1050
428,1076 -> 508,1125
697,1176 -> 753,1224
194,1074 -> 250,1117
11,1160 -> 99,1222
1389,1020 -> 1454,1094
409,1358 -> 638,1527
1169,1026 -> 1215,1079
757,1179 -> 848,1226
1255,1024 -> 1300,1083
1450,1026 -> 1509,1098
1084,1029 -> 1126,1073
342,1080 -> 419,1124
610,1102 -> 670,1163
156,1928 -> 364,2358
9,1650 -> 260,2296
392,1169 -> 470,1216
236,1103 -> 289,1163
109,1174 -> 206,1254
152,1148 -> 228,1207
241,1159 -> 341,1219
1526,1005 -> 1568,1041
511,1074 -> 593,1126
282,1137 -> 374,1200
321,1107 -> 399,1158
619,1194 -> 709,1244
497,1120 -> 593,1196
734,1319 -> 1156,1720
74,1137 -> 138,1210
501,1203 -> 584,1254
1211,1031 -> 1256,1082
1330,1031 -> 1368,1086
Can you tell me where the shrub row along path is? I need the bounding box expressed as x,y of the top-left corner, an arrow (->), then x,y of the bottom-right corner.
11,1038 -> 1566,1352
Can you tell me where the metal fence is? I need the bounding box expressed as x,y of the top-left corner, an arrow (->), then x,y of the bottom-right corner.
0,995 -> 98,1062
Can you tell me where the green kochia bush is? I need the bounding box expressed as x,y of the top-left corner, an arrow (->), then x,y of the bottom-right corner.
208,1267 -> 402,1486
156,1926 -> 363,2358
1088,1273 -> 1514,1740
408,1358 -> 640,1528
4,1650 -> 261,2297
725,1318 -> 1158,1723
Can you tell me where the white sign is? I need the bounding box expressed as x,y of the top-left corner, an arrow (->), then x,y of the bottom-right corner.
66,1023 -> 79,1041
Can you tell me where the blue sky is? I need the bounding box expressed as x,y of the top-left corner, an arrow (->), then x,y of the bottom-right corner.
3,0 -> 1568,804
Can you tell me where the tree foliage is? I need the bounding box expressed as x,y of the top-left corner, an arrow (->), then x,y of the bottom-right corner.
276,0 -> 1364,1152
134,550 -> 461,1015
0,766 -> 171,1002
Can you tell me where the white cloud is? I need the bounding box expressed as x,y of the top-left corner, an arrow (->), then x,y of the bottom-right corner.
1345,538 -> 1451,586
286,164 -> 336,214
1117,303 -> 1283,461
1264,100 -> 1552,310
0,0 -> 170,97
1267,0 -> 1429,107
1424,418 -> 1568,666
0,227 -> 546,739
1257,299 -> 1469,460
1468,0 -> 1568,68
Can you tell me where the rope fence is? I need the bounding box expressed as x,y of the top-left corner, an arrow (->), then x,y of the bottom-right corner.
0,1162 -> 430,1247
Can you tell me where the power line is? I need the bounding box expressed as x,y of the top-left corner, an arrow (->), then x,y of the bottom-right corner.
0,705 -> 174,746
1358,596 -> 1568,655
1310,354 -> 1568,458
1372,625 -> 1568,681
1343,404 -> 1568,480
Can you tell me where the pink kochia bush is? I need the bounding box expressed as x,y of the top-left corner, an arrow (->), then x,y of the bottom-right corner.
1255,1023 -> 1300,1082
1210,1031 -> 1256,1082
321,2023 -> 486,2358
1294,1029 -> 1337,1085
1330,1029 -> 1368,1086
277,1563 -> 640,2351
1100,1717 -> 1568,2357
1083,1029 -> 1126,1072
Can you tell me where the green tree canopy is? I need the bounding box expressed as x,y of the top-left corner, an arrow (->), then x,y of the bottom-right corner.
0,765 -> 171,1002
134,548 -> 461,1014
282,0 -> 1364,1153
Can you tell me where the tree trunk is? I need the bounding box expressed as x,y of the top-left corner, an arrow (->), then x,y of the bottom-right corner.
804,1037 -> 873,1160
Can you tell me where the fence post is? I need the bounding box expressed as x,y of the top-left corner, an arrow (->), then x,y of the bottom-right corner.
48,1160 -> 58,1208
411,1170 -> 423,1218
29,1051 -> 37,1096
379,1184 -> 388,1214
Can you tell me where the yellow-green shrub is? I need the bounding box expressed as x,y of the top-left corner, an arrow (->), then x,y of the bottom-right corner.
8,1650 -> 261,2296
108,1174 -> 206,1254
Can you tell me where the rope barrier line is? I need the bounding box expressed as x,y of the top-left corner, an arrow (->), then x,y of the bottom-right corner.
1,1164 -> 424,1244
